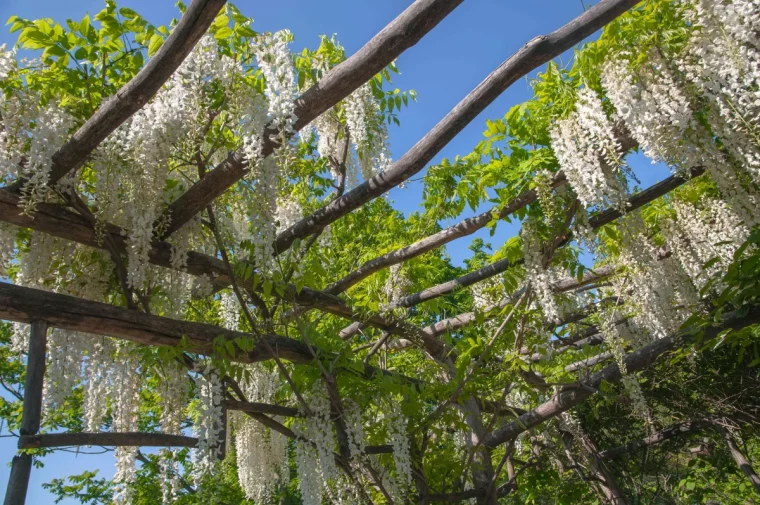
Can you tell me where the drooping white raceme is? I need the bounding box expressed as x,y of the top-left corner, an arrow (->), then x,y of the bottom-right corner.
113,446 -> 138,505
598,312 -> 650,419
549,88 -> 627,210
0,43 -> 15,80
275,195 -> 302,233
252,30 -> 298,144
159,448 -> 182,505
295,438 -> 324,505
0,222 -> 16,276
232,364 -> 289,502
0,92 -> 36,183
248,157 -> 280,272
614,214 -> 693,340
344,400 -> 367,459
220,291 -> 241,331
388,404 -> 412,494
191,364 -> 225,483
344,84 -> 373,150
602,51 -> 708,173
234,410 -> 289,502
343,82 -> 393,181
521,223 -> 560,323
664,197 -> 749,289
681,0 -> 760,180
19,103 -> 75,213
159,362 -> 189,435
83,336 -> 116,432
110,345 -> 141,505
111,346 -> 141,432
383,263 -> 411,309
43,329 -> 86,415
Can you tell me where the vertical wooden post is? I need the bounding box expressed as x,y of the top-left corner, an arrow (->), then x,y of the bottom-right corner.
4,320 -> 48,505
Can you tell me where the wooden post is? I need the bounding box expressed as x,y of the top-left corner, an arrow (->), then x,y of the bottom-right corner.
4,320 -> 48,505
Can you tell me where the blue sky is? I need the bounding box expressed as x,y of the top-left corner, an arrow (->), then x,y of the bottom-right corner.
0,1 -> 672,503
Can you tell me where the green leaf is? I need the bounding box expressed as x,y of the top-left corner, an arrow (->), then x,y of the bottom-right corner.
147,33 -> 163,56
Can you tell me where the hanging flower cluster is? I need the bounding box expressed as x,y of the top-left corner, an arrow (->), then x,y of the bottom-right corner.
681,0 -> 760,181
111,346 -> 142,505
293,381 -> 339,505
191,364 -> 225,483
521,221 -> 560,323
598,311 -> 649,420
344,400 -> 367,459
388,403 -> 413,495
549,87 -> 627,210
662,197 -> 750,289
0,43 -> 15,80
233,365 -> 288,502
612,214 -> 698,340
252,30 -> 298,144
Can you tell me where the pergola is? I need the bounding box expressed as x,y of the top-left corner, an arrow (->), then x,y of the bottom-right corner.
2,0 -> 759,504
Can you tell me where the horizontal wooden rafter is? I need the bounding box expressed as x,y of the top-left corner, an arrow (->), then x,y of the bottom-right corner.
18,432 -> 198,449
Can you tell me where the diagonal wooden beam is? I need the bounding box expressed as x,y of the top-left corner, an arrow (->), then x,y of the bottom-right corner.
272,0 -> 642,256
482,305 -> 760,449
44,0 -> 227,186
323,132 -> 637,296
160,0 -> 465,238
394,167 -> 703,310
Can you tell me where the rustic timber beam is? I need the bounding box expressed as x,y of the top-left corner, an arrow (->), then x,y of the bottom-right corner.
324,172 -> 569,296
0,282 -> 314,364
564,352 -> 614,373
273,0 -> 642,256
160,0 -> 465,237
44,0 -> 227,186
483,304 -> 760,449
225,399 -> 302,417
395,167 -> 701,310
0,190 -> 437,351
18,432 -> 199,449
0,282 -> 418,387
324,132 -> 637,297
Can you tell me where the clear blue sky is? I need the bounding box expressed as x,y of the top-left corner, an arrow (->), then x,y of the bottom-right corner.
0,1 -> 671,503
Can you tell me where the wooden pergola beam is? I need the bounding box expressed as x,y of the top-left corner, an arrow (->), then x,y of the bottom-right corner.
483,305 -> 760,449
394,167 -> 702,310
225,399 -> 302,417
324,133 -> 637,297
44,0 -> 227,187
272,0 -> 642,257
0,282 -> 314,364
18,432 -> 199,449
160,0 -> 465,237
